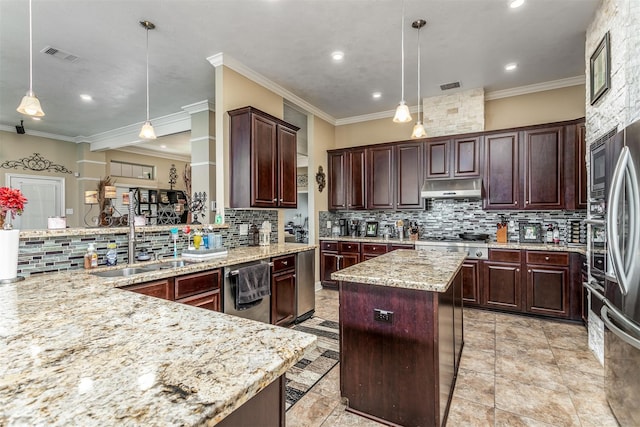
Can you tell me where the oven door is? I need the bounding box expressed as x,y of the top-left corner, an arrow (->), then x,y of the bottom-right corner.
591,140 -> 607,199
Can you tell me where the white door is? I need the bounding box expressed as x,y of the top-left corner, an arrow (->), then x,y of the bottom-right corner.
6,174 -> 65,230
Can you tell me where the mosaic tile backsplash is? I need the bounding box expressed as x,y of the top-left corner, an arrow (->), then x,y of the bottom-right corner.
319,200 -> 587,243
17,209 -> 278,277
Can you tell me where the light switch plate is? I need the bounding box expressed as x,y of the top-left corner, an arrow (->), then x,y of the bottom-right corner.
65,208 -> 73,215
327,220 -> 332,229
239,224 -> 249,235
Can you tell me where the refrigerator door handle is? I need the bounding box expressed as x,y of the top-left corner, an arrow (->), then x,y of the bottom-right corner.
607,146 -> 640,295
602,304 -> 640,351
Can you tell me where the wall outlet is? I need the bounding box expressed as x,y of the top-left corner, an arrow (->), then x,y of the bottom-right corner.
239,224 -> 249,236
65,208 -> 74,215
327,220 -> 332,229
374,309 -> 394,324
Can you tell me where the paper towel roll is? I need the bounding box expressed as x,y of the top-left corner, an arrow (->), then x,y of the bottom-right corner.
0,230 -> 20,280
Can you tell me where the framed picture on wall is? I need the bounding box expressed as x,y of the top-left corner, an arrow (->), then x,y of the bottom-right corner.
590,31 -> 610,105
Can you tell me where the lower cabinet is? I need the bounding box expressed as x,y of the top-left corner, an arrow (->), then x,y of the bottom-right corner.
361,243 -> 389,260
482,261 -> 523,312
525,251 -> 570,318
320,241 -> 360,289
271,254 -> 296,326
461,260 -> 481,306
121,269 -> 222,312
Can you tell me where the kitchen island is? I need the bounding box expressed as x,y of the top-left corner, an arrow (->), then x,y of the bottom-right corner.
332,249 -> 466,427
0,244 -> 317,426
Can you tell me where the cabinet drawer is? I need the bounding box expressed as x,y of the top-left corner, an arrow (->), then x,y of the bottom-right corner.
272,254 -> 295,273
489,249 -> 521,263
339,242 -> 361,253
123,279 -> 173,300
176,290 -> 220,311
321,241 -> 338,251
390,243 -> 415,251
526,251 -> 569,266
174,270 -> 221,300
362,243 -> 389,255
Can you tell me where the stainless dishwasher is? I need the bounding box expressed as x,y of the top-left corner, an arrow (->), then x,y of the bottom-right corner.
223,260 -> 271,324
296,249 -> 315,323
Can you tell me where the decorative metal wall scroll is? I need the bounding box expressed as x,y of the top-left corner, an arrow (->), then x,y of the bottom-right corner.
1,152 -> 73,174
315,166 -> 326,192
169,164 -> 177,189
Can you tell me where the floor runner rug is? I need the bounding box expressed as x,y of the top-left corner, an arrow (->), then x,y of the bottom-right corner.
285,316 -> 340,410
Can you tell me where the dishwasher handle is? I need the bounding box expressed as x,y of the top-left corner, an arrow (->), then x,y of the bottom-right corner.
227,261 -> 273,277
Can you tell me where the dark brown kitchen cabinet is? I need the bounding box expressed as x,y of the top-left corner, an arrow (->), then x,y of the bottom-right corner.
575,123 -> 588,209
482,249 -> 523,312
175,269 -> 222,312
320,240 -> 360,289
523,126 -> 564,209
228,106 -> 299,209
484,131 -> 520,209
271,254 -> 296,326
525,251 -> 569,318
425,136 -> 481,180
396,142 -> 424,209
361,243 -> 389,260
328,148 -> 366,210
122,279 -> 174,301
389,243 -> 415,251
367,145 -> 394,209
462,260 -> 482,306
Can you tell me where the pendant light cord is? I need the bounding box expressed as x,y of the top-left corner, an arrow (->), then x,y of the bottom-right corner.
400,0 -> 406,103
28,0 -> 33,93
416,24 -> 421,120
145,26 -> 150,122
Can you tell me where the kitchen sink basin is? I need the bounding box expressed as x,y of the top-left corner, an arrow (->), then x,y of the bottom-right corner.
141,260 -> 195,270
91,267 -> 155,278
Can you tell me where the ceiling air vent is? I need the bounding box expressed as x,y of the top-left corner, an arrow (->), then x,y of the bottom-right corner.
440,81 -> 461,91
40,46 -> 79,63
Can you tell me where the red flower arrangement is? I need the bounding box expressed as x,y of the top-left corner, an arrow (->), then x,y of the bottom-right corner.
0,187 -> 28,220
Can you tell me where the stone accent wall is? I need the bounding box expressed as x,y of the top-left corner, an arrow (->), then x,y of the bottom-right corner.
17,208 -> 278,277
422,88 -> 485,137
319,201 -> 586,244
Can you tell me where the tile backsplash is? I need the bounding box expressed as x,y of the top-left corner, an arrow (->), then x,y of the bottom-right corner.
319,200 -> 587,243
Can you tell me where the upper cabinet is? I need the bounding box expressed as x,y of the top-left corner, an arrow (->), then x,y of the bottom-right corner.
522,126 -> 564,209
395,142 -> 424,209
229,106 -> 300,209
328,148 -> 366,210
367,145 -> 394,209
484,132 -> 520,210
425,136 -> 481,179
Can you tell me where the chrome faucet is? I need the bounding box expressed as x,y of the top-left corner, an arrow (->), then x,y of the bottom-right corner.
128,190 -> 136,265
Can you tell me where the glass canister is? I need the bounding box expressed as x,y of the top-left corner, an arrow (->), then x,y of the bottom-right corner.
249,224 -> 259,246
259,228 -> 270,246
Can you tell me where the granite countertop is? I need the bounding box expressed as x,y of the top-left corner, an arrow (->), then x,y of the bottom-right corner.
331,249 -> 465,292
319,236 -> 417,245
19,224 -> 229,239
488,242 -> 586,254
0,243 -> 317,426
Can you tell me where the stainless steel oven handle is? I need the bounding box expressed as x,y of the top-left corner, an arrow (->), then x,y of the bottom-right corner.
601,304 -> 640,351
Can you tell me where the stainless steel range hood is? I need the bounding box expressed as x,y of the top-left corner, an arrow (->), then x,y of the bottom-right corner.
420,178 -> 482,199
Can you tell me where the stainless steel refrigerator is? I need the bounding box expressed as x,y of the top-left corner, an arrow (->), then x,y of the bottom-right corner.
593,119 -> 640,426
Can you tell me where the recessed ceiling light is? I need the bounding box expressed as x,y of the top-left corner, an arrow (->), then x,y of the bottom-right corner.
331,51 -> 344,61
160,144 -> 167,149
505,63 -> 518,71
509,0 -> 524,8
372,92 -> 382,99
80,94 -> 92,101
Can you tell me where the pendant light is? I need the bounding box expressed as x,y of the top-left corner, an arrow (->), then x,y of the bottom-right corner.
139,20 -> 156,140
16,0 -> 45,117
393,0 -> 412,123
411,19 -> 427,139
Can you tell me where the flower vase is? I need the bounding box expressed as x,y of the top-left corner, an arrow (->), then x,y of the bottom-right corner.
0,228 -> 20,281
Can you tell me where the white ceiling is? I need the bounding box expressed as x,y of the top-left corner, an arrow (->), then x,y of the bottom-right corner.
0,0 -> 598,157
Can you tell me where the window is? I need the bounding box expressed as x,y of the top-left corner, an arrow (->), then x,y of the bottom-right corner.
110,160 -> 154,180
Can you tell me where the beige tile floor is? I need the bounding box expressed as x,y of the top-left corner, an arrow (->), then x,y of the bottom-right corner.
287,288 -> 620,427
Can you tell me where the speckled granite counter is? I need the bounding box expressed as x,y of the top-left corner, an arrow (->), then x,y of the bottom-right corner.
0,243 -> 317,426
19,224 -> 229,239
488,242 -> 586,255
319,236 -> 416,245
331,249 -> 465,292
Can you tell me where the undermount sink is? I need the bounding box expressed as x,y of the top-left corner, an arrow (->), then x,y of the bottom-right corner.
91,267 -> 155,278
139,260 -> 196,270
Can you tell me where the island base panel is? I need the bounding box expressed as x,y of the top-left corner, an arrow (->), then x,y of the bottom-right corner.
340,280 -> 455,426
217,376 -> 284,427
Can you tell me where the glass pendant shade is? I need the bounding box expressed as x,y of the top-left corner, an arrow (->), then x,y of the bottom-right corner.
411,121 -> 427,138
139,121 -> 157,140
393,101 -> 412,123
16,90 -> 45,117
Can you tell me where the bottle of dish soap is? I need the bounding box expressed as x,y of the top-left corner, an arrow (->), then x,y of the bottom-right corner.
546,224 -> 554,243
85,243 -> 98,269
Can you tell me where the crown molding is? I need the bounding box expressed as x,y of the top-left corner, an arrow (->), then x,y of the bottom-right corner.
485,75 -> 585,100
207,52 -> 336,125
190,136 -> 215,143
76,159 -> 107,165
335,105 -> 420,126
182,100 -> 214,114
190,161 -> 216,167
115,146 -> 190,163
0,125 -> 77,142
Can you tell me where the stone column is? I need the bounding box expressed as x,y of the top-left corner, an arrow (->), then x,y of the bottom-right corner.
185,102 -> 215,225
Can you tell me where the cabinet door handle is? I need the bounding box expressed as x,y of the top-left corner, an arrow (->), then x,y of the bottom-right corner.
544,256 -> 550,261
292,274 -> 296,278
528,269 -> 532,273
273,198 -> 278,202
516,268 -> 520,272
525,200 -> 529,205
282,260 -> 288,265
515,200 -> 518,205
279,198 -> 283,202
